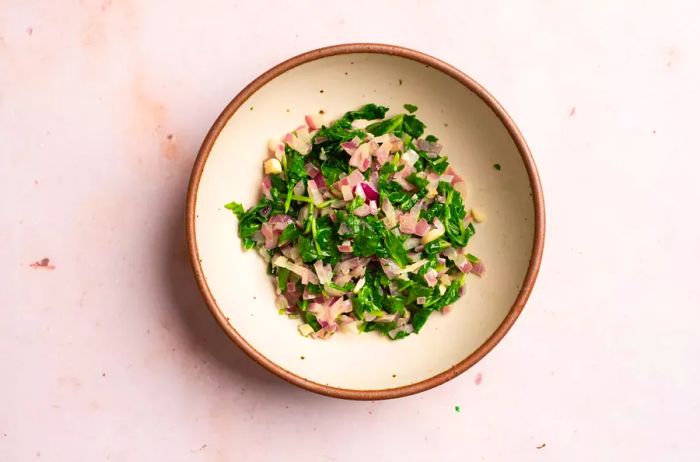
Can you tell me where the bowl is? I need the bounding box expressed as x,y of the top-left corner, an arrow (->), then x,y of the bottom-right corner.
186,43 -> 544,399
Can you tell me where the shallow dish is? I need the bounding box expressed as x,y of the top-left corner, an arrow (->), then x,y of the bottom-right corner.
186,43 -> 544,399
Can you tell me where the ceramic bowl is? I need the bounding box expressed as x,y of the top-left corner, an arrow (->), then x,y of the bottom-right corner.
186,44 -> 544,399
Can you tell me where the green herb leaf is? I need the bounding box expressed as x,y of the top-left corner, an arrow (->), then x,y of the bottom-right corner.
278,224 -> 300,247
403,103 -> 418,113
342,103 -> 389,122
411,308 -> 432,332
366,114 -> 404,136
277,267 -> 290,293
402,114 -> 426,138
224,201 -> 245,218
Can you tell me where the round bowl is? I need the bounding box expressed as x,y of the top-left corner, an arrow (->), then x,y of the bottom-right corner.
186,43 -> 544,399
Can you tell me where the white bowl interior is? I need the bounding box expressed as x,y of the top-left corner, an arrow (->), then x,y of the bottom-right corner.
194,52 -> 535,390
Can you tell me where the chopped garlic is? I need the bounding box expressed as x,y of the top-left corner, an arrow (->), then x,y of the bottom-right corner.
298,324 -> 314,337
263,158 -> 283,175
471,208 -> 486,223
421,228 -> 445,244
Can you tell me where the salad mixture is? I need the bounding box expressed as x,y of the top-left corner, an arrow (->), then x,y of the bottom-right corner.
226,104 -> 485,340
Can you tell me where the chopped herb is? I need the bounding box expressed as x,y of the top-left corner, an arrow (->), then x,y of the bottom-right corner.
493,163 -> 501,170
403,103 -> 418,113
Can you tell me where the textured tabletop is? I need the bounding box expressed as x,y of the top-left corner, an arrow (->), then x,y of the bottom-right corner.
2,1 -> 699,461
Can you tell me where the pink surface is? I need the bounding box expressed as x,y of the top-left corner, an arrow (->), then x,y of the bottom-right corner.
2,1 -> 699,461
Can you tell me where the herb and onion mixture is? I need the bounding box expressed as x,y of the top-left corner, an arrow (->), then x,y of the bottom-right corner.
225,104 -> 485,340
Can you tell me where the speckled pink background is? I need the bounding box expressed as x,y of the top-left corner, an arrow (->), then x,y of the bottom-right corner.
2,1 -> 699,461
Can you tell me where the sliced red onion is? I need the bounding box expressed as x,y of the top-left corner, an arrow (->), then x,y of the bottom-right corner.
261,222 -> 277,249
287,282 -> 297,293
369,200 -> 378,215
313,260 -> 333,285
439,174 -> 454,184
269,214 -> 294,230
407,252 -> 423,261
268,138 -> 285,155
401,259 -> 428,274
324,285 -> 346,297
374,142 -> 391,166
288,245 -> 302,263
414,219 -> 430,236
442,246 -> 458,260
415,139 -> 443,157
305,114 -> 323,130
360,182 -> 379,202
309,297 -> 352,330
399,212 -> 417,234
308,179 -> 324,205
379,258 -> 401,279
352,277 -> 366,293
470,260 -> 485,277
349,143 -> 371,172
388,324 -> 413,339
297,205 -> 309,227
284,130 -> 311,155
333,169 -> 364,192
349,264 -> 366,278
340,184 -> 353,201
454,254 -> 473,273
382,198 -> 397,229
424,269 -> 438,287
353,204 -> 371,217
392,162 -> 415,191
261,175 -> 272,199
313,173 -> 326,189
302,286 -> 316,300
433,218 -> 445,234
446,166 -> 463,184
285,289 -> 300,309
336,257 -> 368,275
304,162 -> 320,177
363,312 -> 377,322
390,139 -> 404,153
346,170 -> 365,188
308,302 -> 328,327
416,296 -> 426,305
338,222 -> 352,235
337,240 -> 353,253
367,140 -> 379,155
341,141 -> 358,156
354,183 -> 366,200
272,255 -> 319,285
333,273 -> 353,285
293,180 -> 305,196
369,170 -> 379,190
403,237 -> 421,250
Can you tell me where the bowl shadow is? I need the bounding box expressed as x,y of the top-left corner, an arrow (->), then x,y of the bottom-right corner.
162,193 -> 294,392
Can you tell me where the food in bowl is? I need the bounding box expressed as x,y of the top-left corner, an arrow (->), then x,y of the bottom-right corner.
225,104 -> 485,339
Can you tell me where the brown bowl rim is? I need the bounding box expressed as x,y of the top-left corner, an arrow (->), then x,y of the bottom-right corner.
185,43 -> 545,400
